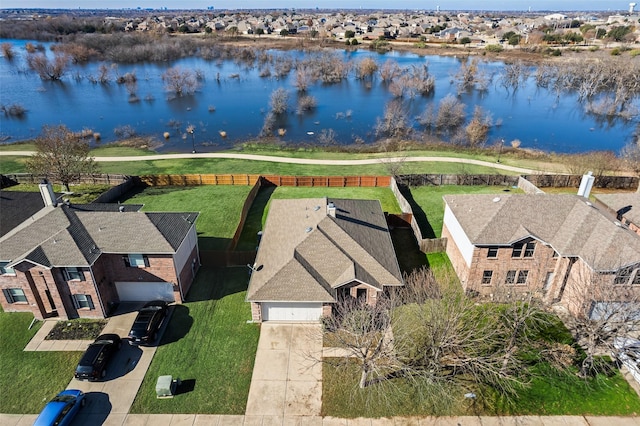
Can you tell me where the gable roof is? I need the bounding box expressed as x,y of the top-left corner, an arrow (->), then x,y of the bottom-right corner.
443,193 -> 640,271
246,198 -> 403,303
0,190 -> 49,237
0,204 -> 197,268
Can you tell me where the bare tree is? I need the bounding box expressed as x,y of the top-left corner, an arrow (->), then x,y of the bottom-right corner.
356,57 -> 378,80
560,264 -> 640,377
379,59 -> 401,82
26,125 -> 98,191
375,100 -> 412,139
26,51 -> 69,80
620,138 -> 640,179
296,95 -> 316,115
1,42 -> 15,60
161,66 -> 199,96
465,106 -> 492,147
269,88 -> 289,115
434,94 -> 466,136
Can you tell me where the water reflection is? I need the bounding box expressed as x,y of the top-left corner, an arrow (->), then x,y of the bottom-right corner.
0,39 -> 637,154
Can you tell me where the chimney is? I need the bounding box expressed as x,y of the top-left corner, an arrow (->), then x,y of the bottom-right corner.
577,171 -> 595,198
327,201 -> 336,218
38,179 -> 57,207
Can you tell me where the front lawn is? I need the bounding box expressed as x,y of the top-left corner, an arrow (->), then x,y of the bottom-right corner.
0,309 -> 82,414
122,185 -> 253,251
129,266 -> 260,414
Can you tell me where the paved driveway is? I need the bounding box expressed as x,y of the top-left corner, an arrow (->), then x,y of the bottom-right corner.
245,323 -> 323,417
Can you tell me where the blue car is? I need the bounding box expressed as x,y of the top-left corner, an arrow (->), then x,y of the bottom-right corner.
34,389 -> 85,426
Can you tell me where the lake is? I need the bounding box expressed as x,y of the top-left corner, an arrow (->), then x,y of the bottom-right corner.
0,39 -> 637,154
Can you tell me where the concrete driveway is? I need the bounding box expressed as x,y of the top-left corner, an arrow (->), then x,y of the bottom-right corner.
66,306 -> 169,425
245,323 -> 323,417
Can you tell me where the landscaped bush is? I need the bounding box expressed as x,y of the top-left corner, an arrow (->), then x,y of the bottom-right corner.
485,44 -> 503,53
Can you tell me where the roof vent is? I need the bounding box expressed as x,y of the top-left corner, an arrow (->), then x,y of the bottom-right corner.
585,201 -> 593,207
313,205 -> 321,211
118,205 -> 125,213
615,221 -> 623,227
492,197 -> 501,203
327,201 -> 336,217
305,227 -> 313,233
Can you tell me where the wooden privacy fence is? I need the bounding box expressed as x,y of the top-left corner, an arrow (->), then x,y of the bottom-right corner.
1,173 -> 129,187
396,174 -> 519,187
262,175 -> 391,187
137,174 -> 261,186
136,174 -> 391,187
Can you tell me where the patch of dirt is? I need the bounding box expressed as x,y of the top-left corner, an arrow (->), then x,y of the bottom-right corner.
45,319 -> 108,340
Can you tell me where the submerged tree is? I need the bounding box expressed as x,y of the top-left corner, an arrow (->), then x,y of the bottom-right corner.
26,51 -> 69,80
162,66 -> 199,96
26,125 -> 98,191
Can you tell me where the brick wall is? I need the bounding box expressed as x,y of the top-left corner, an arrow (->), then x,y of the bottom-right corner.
58,267 -> 103,319
99,253 -> 179,284
0,268 -> 43,318
251,302 -> 262,322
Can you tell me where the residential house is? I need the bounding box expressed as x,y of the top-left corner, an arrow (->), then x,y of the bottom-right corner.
595,192 -> 640,237
442,193 -> 640,314
246,198 -> 403,322
0,189 -> 199,320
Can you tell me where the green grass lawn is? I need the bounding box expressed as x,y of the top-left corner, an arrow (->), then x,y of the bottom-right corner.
408,185 -> 521,238
129,266 -> 260,414
0,309 -> 82,414
122,185 -> 252,251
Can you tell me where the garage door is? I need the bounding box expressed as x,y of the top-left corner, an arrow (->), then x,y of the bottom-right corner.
115,281 -> 175,302
262,302 -> 322,322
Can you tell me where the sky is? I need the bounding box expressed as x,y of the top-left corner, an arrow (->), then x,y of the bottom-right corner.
0,1 -> 633,12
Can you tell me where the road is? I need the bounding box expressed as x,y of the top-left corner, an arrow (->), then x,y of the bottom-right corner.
0,151 -> 543,174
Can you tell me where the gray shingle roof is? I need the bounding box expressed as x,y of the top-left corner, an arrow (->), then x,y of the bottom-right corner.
0,204 -> 198,268
595,192 -> 640,226
443,193 -> 640,271
247,198 -> 403,303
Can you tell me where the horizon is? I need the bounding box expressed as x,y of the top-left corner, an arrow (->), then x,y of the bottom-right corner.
0,1 -> 634,12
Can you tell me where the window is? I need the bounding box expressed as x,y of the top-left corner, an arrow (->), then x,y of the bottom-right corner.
614,267 -> 634,285
632,270 -> 640,285
481,270 -> 493,285
3,288 -> 27,303
72,294 -> 94,310
544,272 -> 554,291
63,267 -> 84,281
0,262 -> 15,276
523,242 -> 535,258
511,244 -> 523,258
516,270 -> 529,285
505,270 -> 516,285
124,254 -> 149,268
487,248 -> 498,258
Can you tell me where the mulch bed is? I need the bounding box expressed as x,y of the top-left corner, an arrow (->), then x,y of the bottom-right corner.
45,319 -> 108,340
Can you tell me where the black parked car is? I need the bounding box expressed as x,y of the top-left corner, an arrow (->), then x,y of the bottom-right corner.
74,333 -> 122,381
128,300 -> 168,345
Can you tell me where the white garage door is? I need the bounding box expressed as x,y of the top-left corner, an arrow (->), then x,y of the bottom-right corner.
262,302 -> 322,322
115,281 -> 175,302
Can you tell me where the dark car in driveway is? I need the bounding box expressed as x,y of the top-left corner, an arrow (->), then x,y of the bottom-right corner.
74,333 -> 122,381
128,300 -> 168,345
34,389 -> 85,426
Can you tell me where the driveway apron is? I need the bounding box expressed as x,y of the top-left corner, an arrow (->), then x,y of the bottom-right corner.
245,323 -> 323,417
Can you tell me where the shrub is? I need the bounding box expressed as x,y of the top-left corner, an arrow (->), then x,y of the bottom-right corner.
611,48 -> 621,56
1,103 -> 26,117
351,39 -> 359,46
270,88 -> 289,115
296,95 -> 317,115
485,44 -> 503,53
629,49 -> 640,57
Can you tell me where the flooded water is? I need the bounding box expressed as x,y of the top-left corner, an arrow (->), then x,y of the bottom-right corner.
0,39 -> 637,154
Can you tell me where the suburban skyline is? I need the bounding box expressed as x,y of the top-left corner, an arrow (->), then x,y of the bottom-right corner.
0,0 -> 634,12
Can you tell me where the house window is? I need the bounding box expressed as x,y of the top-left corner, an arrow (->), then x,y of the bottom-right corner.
511,244 -> 523,258
633,271 -> 640,286
3,288 -> 27,303
523,242 -> 535,258
63,267 -> 85,281
516,270 -> 529,285
487,248 -> 498,258
0,262 -> 15,276
124,254 -> 149,268
505,270 -> 516,285
72,294 -> 94,310
614,267 -> 634,285
481,270 -> 493,285
544,271 -> 554,291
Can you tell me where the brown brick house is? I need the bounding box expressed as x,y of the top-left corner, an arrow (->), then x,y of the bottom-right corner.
442,194 -> 640,313
246,198 -> 403,322
0,202 -> 199,320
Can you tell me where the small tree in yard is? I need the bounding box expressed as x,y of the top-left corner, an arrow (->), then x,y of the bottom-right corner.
26,125 -> 98,192
560,265 -> 640,377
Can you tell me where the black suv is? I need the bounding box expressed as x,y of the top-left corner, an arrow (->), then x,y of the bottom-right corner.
128,300 -> 168,345
74,333 -> 122,381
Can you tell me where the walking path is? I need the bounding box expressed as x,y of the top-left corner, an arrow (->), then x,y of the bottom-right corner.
0,151 -> 544,174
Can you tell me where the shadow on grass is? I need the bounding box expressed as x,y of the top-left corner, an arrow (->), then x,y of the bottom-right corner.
398,184 -> 435,239
391,228 -> 428,274
236,185 -> 276,251
159,304 -> 193,346
185,266 -> 249,302
175,379 -> 196,395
